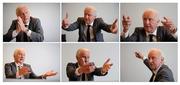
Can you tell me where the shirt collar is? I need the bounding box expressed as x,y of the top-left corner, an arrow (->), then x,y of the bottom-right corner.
15,62 -> 23,67
146,28 -> 157,36
153,64 -> 162,74
86,21 -> 94,26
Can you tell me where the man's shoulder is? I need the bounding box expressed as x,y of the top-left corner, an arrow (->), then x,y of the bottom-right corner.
30,17 -> 40,22
23,63 -> 31,67
158,64 -> 172,73
5,62 -> 15,67
67,62 -> 77,67
134,27 -> 145,32
135,27 -> 144,30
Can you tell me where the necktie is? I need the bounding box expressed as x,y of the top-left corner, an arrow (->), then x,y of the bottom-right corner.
17,66 -> 22,79
86,25 -> 91,42
150,73 -> 156,82
149,34 -> 154,42
82,73 -> 86,81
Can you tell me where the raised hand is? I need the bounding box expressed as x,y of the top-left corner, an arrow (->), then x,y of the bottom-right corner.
122,15 -> 131,33
135,51 -> 144,60
110,19 -> 118,33
102,58 -> 113,73
62,12 -> 70,28
161,17 -> 176,34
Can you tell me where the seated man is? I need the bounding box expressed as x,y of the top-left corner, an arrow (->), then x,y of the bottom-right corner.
5,48 -> 57,79
121,8 -> 177,42
62,6 -> 118,42
3,5 -> 44,42
135,48 -> 174,82
66,48 -> 113,81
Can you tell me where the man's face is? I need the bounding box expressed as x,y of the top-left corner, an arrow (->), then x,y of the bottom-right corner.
143,11 -> 159,33
148,51 -> 162,71
14,49 -> 25,64
17,7 -> 30,24
84,9 -> 96,25
77,50 -> 90,66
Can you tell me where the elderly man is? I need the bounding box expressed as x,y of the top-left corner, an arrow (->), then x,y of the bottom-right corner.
121,8 -> 177,42
62,6 -> 118,42
3,5 -> 44,42
135,48 -> 174,82
5,48 -> 57,79
66,48 -> 113,81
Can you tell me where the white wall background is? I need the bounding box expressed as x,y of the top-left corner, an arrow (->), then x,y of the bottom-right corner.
3,3 -> 60,42
62,3 -> 119,42
3,43 -> 60,82
120,43 -> 177,82
62,43 -> 119,81
120,3 -> 177,35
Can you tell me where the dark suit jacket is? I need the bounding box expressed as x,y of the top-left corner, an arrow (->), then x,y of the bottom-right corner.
121,26 -> 177,42
3,17 -> 44,42
144,59 -> 174,82
63,17 -> 112,42
5,62 -> 43,79
66,63 -> 107,81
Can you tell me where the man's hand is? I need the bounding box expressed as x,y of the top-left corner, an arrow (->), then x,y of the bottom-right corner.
161,17 -> 177,34
78,62 -> 95,74
43,70 -> 57,78
122,15 -> 131,33
18,66 -> 30,76
17,17 -> 28,32
110,19 -> 118,33
135,51 -> 144,60
101,58 -> 113,73
62,13 -> 70,29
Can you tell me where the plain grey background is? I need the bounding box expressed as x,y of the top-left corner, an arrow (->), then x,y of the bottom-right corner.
62,43 -> 119,81
120,3 -> 177,35
62,3 -> 119,42
3,3 -> 60,42
120,43 -> 177,82
3,43 -> 60,82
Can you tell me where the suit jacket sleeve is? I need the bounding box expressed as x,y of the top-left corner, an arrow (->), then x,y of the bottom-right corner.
29,18 -> 44,42
157,68 -> 174,82
143,59 -> 153,72
3,20 -> 17,42
66,63 -> 80,80
27,64 -> 43,79
5,63 -> 17,78
93,67 -> 108,76
62,18 -> 81,31
97,18 -> 112,33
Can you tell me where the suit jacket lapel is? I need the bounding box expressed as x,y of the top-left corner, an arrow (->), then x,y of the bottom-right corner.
12,62 -> 17,75
28,17 -> 33,30
140,28 -> 147,41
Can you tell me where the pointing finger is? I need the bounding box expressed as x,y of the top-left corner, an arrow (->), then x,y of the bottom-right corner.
65,12 -> 68,19
104,58 -> 110,65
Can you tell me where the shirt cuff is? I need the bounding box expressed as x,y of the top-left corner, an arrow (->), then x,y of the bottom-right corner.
26,30 -> 32,37
12,30 -> 19,38
75,67 -> 81,76
172,32 -> 177,39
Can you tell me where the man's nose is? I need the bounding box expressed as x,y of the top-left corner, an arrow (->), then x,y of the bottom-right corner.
149,59 -> 153,63
145,20 -> 150,25
85,15 -> 89,19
